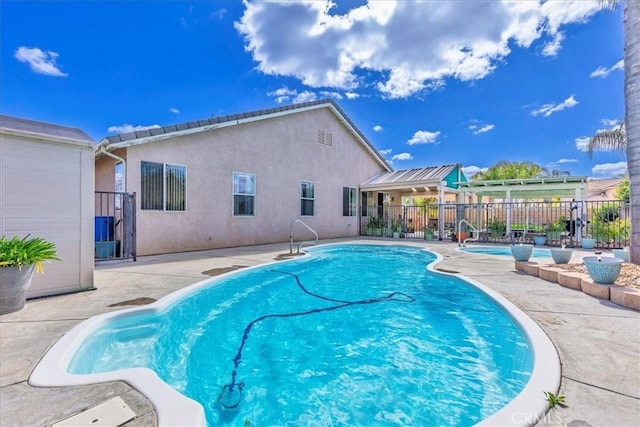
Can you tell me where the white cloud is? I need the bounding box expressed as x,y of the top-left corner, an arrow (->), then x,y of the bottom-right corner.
235,1 -> 604,99
575,136 -> 591,151
590,59 -> 623,78
541,31 -> 564,56
392,152 -> 413,161
107,123 -> 161,134
601,118 -> 621,127
209,8 -> 227,20
591,161 -> 628,177
320,90 -> 343,99
14,46 -> 68,77
378,148 -> 392,155
293,91 -> 317,103
267,86 -> 298,104
547,158 -> 578,170
461,165 -> 488,179
469,124 -> 495,135
531,95 -> 578,117
407,130 -> 441,145
345,92 -> 360,99
267,86 -> 318,103
169,107 -> 180,114
373,125 -> 383,132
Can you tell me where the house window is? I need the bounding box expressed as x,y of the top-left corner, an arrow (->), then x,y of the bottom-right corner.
301,181 -> 315,216
141,161 -> 187,211
343,187 -> 357,216
233,172 -> 255,216
361,191 -> 370,216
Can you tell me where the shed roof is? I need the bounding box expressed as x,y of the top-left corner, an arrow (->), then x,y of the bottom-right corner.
98,99 -> 391,171
0,114 -> 94,144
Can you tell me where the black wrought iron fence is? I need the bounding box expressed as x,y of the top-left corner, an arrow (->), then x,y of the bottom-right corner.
95,191 -> 137,261
360,200 -> 631,249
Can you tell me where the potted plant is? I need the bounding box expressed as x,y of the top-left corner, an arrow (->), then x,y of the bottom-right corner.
366,217 -> 379,236
0,235 -> 59,315
545,216 -> 566,241
488,217 -> 506,237
533,234 -> 547,246
391,217 -> 403,239
423,227 -> 435,241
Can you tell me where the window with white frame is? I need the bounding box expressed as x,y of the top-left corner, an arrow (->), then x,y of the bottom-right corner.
141,161 -> 186,211
233,172 -> 255,216
343,187 -> 357,216
300,181 -> 315,216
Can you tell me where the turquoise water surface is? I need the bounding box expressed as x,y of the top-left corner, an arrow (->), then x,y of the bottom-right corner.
461,245 -> 551,258
69,244 -> 532,426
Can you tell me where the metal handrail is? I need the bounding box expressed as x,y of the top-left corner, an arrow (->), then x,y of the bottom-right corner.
290,219 -> 319,254
458,219 -> 479,247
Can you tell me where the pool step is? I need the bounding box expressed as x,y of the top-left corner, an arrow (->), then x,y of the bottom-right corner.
52,396 -> 136,427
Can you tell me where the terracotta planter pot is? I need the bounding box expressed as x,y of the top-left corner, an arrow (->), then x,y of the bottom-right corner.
0,265 -> 35,315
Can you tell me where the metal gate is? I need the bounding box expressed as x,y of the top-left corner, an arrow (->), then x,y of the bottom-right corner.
95,191 -> 136,261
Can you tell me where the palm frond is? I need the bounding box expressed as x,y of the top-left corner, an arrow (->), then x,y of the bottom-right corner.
587,124 -> 627,158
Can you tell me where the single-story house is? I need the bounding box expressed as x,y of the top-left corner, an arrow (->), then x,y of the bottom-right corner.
0,115 -> 95,298
95,99 -> 393,256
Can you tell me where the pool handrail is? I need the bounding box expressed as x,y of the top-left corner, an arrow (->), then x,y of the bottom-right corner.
290,219 -> 319,254
458,219 -> 479,247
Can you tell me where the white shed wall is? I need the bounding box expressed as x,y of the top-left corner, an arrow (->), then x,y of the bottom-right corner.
1,134 -> 94,298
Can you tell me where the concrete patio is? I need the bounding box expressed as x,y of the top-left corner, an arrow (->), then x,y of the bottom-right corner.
1,239 -> 638,426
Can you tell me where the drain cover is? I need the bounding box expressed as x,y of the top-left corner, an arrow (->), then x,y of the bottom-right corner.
52,396 -> 135,427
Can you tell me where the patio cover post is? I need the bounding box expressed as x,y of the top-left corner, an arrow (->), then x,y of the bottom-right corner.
438,181 -> 446,240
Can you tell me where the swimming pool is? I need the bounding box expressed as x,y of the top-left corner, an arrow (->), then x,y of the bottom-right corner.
30,243 -> 559,426
460,245 -> 552,258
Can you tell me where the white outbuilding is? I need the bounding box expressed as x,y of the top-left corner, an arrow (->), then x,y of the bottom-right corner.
0,115 -> 95,298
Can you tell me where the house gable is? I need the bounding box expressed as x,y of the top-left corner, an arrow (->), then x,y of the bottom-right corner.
97,99 -> 391,172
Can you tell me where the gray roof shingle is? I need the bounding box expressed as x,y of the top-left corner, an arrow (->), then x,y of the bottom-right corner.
0,114 -> 94,143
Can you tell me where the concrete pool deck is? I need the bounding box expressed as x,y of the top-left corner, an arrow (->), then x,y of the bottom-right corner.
1,239 -> 638,426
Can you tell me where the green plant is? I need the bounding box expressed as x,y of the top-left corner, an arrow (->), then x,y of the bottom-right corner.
543,391 -> 567,409
0,235 -> 60,273
391,217 -> 403,232
367,216 -> 381,229
546,216 -> 567,232
488,217 -> 506,234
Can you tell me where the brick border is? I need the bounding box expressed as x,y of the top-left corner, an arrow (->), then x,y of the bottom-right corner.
514,261 -> 639,311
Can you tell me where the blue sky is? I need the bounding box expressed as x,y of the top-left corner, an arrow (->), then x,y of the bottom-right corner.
1,0 -> 627,179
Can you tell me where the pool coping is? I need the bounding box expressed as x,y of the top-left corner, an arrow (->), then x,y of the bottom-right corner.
29,242 -> 561,426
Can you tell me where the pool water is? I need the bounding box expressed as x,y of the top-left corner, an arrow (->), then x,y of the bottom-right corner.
460,245 -> 551,258
69,244 -> 532,426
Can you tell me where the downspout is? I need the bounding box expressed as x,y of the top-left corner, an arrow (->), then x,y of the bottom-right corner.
100,144 -> 126,191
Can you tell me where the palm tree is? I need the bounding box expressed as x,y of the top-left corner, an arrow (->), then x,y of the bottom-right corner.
590,1 -> 638,264
624,1 -> 640,264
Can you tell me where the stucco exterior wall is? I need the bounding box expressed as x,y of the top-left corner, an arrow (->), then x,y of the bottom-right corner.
113,107 -> 386,255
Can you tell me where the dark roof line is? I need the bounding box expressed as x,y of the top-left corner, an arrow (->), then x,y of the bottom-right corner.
104,99 -> 339,143
101,98 -> 391,170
